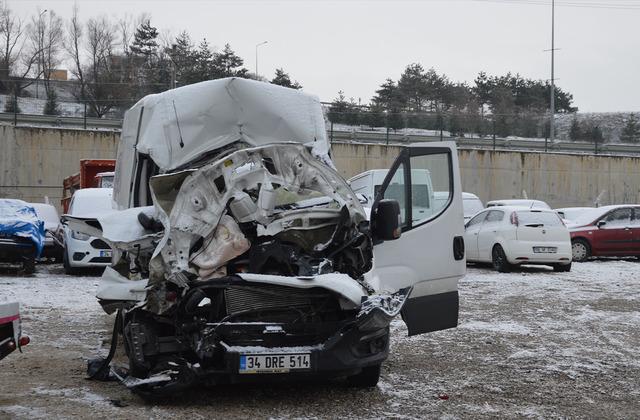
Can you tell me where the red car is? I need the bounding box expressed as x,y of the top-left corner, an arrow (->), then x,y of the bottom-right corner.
568,205 -> 640,262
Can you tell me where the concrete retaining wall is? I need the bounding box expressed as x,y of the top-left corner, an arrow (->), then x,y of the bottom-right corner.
1,125 -> 639,211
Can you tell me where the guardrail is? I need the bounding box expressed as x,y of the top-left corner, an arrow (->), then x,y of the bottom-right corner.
0,112 -> 121,130
328,130 -> 640,155
2,111 -> 639,156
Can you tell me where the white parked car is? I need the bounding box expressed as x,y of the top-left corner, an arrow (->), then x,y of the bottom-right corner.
464,206 -> 572,272
30,202 -> 63,262
462,192 -> 484,222
486,199 -> 551,210
62,188 -> 114,274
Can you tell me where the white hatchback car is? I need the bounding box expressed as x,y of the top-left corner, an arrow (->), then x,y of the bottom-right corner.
63,188 -> 114,274
464,206 -> 572,272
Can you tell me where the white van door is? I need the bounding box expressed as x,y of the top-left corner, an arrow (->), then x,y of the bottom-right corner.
367,142 -> 466,336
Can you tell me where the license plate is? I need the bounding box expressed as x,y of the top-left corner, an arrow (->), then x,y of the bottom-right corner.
533,247 -> 557,253
239,353 -> 311,374
99,250 -> 112,257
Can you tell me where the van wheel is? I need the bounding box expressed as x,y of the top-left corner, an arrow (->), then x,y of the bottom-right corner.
23,258 -> 36,274
492,245 -> 512,273
63,248 -> 77,275
553,262 -> 571,272
571,239 -> 590,262
347,364 -> 381,388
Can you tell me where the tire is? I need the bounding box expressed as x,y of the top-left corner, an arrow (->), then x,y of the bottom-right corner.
571,239 -> 590,262
63,247 -> 77,275
23,258 -> 36,274
347,364 -> 381,388
553,262 -> 572,272
492,244 -> 512,273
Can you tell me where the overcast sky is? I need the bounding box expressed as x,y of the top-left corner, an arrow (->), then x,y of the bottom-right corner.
8,0 -> 640,112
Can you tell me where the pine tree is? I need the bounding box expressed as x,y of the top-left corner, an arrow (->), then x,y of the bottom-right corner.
328,90 -> 349,124
4,91 -> 19,113
590,125 -> 604,144
620,113 -> 640,144
44,90 -> 60,115
212,44 -> 248,78
130,20 -> 159,59
270,68 -> 302,89
569,116 -> 582,141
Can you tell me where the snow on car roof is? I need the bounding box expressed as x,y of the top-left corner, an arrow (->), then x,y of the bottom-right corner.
568,204 -> 640,226
486,199 -> 550,209
70,188 -> 114,217
0,199 -> 42,222
122,77 -> 330,171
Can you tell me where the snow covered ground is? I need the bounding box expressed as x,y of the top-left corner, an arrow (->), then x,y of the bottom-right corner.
0,260 -> 639,418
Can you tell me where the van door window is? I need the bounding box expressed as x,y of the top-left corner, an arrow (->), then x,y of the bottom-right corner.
375,163 -> 408,226
410,152 -> 452,225
373,147 -> 453,232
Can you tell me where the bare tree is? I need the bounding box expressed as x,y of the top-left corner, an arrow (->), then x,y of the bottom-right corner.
66,4 -> 85,99
28,9 -> 64,98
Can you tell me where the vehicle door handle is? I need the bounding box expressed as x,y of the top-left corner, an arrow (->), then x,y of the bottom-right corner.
453,236 -> 465,260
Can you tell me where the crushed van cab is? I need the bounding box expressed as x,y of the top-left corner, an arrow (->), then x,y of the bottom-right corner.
66,78 -> 465,395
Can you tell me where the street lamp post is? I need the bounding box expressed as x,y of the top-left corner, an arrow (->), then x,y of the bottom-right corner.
36,9 -> 47,100
549,0 -> 555,144
255,41 -> 268,79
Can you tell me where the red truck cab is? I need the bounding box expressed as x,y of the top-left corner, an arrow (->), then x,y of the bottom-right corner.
61,159 -> 116,213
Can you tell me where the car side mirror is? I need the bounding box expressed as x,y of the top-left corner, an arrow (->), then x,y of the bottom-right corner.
372,199 -> 401,241
597,220 -> 607,228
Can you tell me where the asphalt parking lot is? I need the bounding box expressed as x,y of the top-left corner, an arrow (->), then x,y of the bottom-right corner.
1,260 -> 639,419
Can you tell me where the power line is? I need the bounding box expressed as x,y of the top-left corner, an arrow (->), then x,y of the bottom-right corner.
470,0 -> 640,10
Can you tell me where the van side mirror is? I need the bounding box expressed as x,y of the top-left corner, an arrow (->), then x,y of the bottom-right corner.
597,220 -> 607,228
372,199 -> 401,241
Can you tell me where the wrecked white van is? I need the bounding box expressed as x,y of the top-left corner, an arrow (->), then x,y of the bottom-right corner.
66,78 -> 465,395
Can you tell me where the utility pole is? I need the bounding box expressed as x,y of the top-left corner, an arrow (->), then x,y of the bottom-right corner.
255,41 -> 268,79
549,0 -> 556,143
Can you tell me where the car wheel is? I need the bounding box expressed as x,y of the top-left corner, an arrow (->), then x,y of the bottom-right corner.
553,262 -> 571,272
571,239 -> 590,262
23,258 -> 36,275
63,247 -> 77,275
492,245 -> 512,273
347,364 -> 381,388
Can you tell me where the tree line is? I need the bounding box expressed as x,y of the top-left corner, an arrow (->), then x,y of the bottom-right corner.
328,63 -> 577,139
0,3 -> 302,117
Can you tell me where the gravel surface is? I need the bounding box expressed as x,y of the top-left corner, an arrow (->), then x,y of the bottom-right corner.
1,260 -> 639,419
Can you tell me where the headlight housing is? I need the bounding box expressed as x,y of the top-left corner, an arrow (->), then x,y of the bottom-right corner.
71,230 -> 90,241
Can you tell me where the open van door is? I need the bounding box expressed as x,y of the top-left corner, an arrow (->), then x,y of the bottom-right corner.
367,142 -> 466,336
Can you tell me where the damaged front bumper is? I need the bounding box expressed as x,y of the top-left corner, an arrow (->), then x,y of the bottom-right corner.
117,282 -> 410,393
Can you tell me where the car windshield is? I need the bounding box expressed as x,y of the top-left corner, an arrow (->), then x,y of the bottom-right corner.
71,192 -> 113,216
517,211 -> 563,227
463,199 -> 484,217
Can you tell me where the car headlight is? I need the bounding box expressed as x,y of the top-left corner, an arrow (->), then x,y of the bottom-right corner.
71,230 -> 90,241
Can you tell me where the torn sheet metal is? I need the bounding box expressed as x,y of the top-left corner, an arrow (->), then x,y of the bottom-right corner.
147,143 -> 366,281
